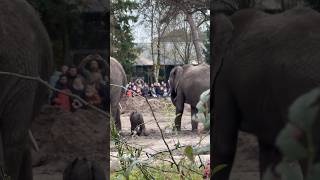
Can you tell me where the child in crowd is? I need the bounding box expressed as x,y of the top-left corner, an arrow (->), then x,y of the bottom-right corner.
52,75 -> 71,112
127,87 -> 133,97
70,77 -> 85,111
84,84 -> 101,107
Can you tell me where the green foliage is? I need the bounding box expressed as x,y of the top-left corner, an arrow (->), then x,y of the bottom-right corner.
184,146 -> 195,163
263,88 -> 320,180
28,0 -> 84,66
111,163 -> 204,179
196,89 -> 210,131
212,164 -> 228,175
28,0 -> 83,40
111,0 -> 140,78
111,97 -> 209,179
203,24 -> 210,64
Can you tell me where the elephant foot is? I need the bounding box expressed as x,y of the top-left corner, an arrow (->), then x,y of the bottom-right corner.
118,131 -> 125,137
142,130 -> 149,136
173,126 -> 181,132
191,121 -> 198,132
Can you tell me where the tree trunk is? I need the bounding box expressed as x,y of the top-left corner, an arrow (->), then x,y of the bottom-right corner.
153,1 -> 161,83
154,31 -> 161,83
151,0 -> 157,83
185,12 -> 203,64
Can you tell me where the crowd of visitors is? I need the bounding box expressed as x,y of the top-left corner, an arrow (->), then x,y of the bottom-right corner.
126,79 -> 171,98
49,56 -> 107,112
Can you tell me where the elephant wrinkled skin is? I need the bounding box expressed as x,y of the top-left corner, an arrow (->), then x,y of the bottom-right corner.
169,63 -> 210,131
63,158 -> 106,180
0,0 -> 53,179
110,57 -> 127,130
129,111 -> 147,136
212,8 -> 320,179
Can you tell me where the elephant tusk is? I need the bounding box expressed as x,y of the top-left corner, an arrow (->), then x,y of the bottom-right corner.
28,130 -> 39,152
119,103 -> 122,110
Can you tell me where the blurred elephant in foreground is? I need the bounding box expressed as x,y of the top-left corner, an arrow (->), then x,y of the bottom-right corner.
212,7 -> 320,179
110,57 -> 127,130
0,0 -> 53,179
63,158 -> 106,180
169,63 -> 210,131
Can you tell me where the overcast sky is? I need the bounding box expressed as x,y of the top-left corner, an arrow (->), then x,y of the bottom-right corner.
132,17 -> 151,43
129,8 -> 151,44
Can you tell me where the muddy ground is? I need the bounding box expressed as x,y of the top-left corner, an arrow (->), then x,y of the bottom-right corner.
31,96 -> 260,180
110,96 -> 259,180
32,105 -> 107,180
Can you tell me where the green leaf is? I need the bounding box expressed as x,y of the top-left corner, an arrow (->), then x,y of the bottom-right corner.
196,101 -> 205,112
276,161 -> 303,180
212,164 -> 227,175
124,158 -> 140,178
200,89 -> 210,103
193,145 -> 210,155
289,88 -> 320,132
262,167 -> 277,180
184,146 -> 194,163
276,124 -> 308,160
175,141 -> 181,149
197,113 -> 205,122
308,163 -> 320,180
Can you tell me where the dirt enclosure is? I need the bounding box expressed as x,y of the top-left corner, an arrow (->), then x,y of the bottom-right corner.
31,97 -> 260,180
111,96 -> 260,180
31,105 -> 107,180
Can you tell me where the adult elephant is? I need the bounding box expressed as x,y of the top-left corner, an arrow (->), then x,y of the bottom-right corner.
212,8 -> 320,179
0,0 -> 53,179
169,63 -> 210,131
110,57 -> 127,130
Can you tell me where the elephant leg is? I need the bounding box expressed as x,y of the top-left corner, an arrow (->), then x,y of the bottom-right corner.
112,106 -> 121,131
115,108 -> 121,130
137,126 -> 142,136
18,148 -> 32,180
3,136 -> 31,180
258,141 -> 281,178
174,93 -> 184,131
212,88 -> 239,180
191,107 -> 198,131
3,94 -> 34,180
175,105 -> 184,131
130,125 -> 135,135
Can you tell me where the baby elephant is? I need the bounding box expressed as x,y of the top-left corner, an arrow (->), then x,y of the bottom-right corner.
63,158 -> 106,180
130,111 -> 147,136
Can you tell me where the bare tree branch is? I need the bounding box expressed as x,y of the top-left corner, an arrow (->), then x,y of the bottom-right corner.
110,83 -> 180,171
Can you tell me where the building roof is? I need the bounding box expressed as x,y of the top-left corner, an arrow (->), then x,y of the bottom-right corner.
134,56 -> 182,66
158,29 -> 207,43
134,43 -> 185,66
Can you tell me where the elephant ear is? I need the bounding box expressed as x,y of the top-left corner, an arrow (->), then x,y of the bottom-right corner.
172,66 -> 184,93
213,13 -> 234,64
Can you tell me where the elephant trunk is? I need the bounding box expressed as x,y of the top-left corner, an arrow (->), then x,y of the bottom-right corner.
168,80 -> 177,105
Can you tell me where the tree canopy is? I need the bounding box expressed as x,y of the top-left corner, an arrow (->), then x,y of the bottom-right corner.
28,0 -> 85,66
111,0 -> 140,79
